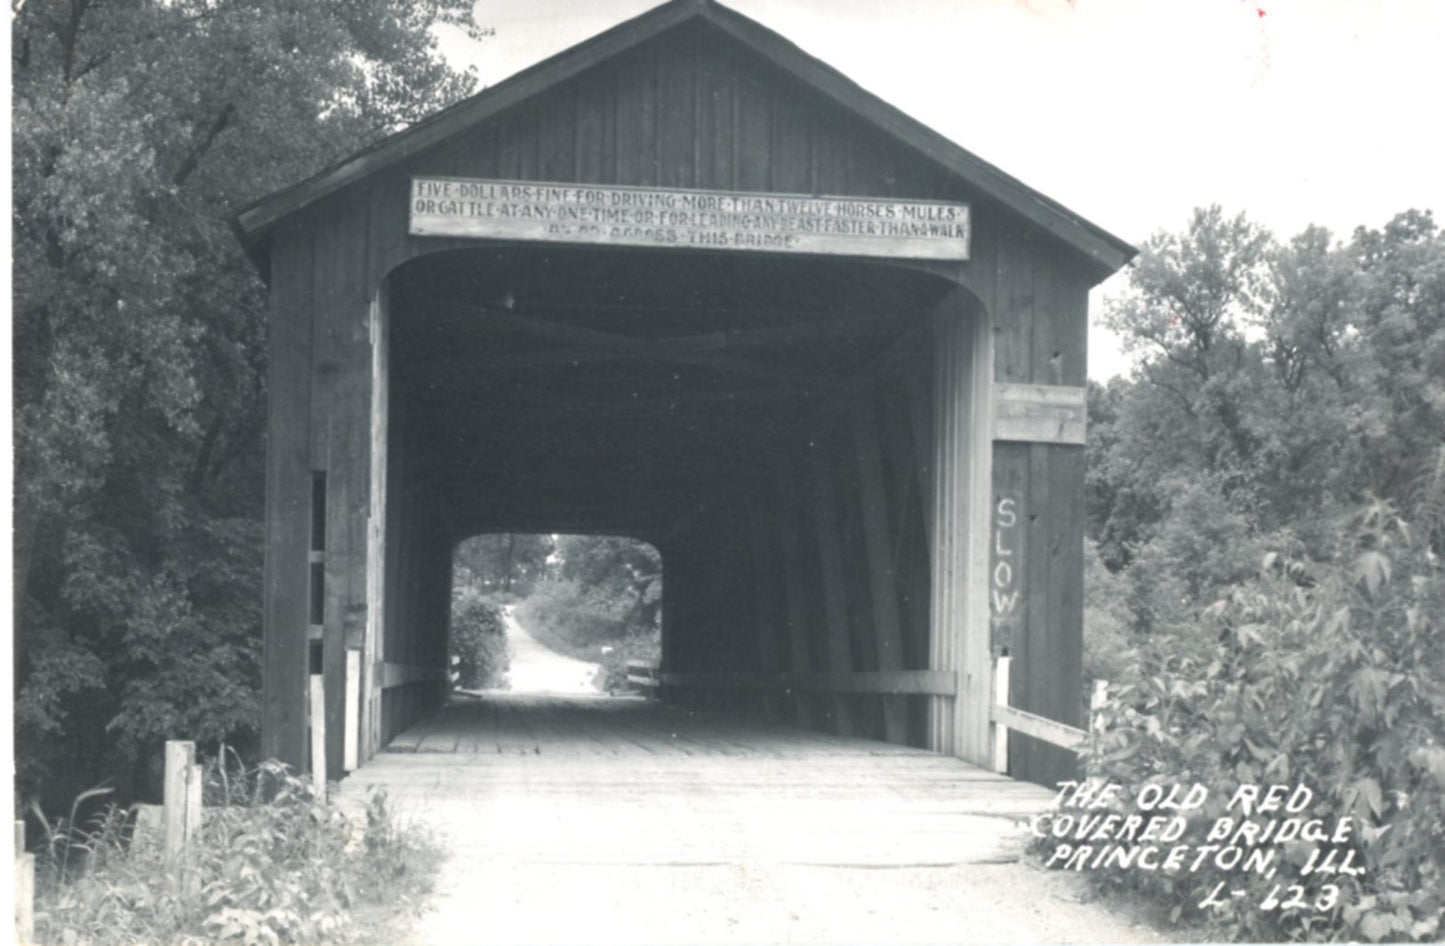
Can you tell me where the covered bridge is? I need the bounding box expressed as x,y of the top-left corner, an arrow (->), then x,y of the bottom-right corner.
234,0 -> 1134,789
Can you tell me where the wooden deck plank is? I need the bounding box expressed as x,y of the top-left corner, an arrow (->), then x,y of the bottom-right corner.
341,695 -> 1057,844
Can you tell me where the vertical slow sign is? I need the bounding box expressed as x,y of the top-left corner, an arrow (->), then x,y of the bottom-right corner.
991,496 -> 1021,650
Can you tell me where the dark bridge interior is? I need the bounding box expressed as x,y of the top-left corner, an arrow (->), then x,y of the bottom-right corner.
381,245 -> 959,749
389,246 -> 952,540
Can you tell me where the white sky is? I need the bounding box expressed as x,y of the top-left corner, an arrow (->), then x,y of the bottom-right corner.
442,0 -> 1445,379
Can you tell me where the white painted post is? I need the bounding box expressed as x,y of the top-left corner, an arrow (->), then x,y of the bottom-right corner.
15,820 -> 34,944
1090,679 -> 1109,757
163,740 -> 196,869
991,655 -> 1011,773
344,649 -> 360,772
185,764 -> 203,840
309,674 -> 327,795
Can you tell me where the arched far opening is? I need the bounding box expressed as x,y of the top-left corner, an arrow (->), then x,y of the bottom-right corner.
449,533 -> 662,695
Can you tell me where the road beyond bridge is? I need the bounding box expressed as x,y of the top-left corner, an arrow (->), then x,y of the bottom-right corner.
334,694 -> 1170,945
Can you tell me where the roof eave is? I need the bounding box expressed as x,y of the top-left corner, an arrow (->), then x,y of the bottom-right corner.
233,0 -> 1135,284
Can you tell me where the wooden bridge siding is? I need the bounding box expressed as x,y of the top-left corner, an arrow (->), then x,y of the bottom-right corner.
989,229 -> 1093,787
261,220 -> 315,766
260,20 -> 1099,781
378,422 -> 451,749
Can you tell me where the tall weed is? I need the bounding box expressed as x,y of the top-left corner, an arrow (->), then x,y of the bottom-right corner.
32,754 -> 442,945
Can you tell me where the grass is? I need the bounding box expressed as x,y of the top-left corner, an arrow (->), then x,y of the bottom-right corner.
30,752 -> 443,945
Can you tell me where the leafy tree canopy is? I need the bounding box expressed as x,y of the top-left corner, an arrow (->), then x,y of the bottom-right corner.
1091,207 -> 1445,586
12,0 -> 479,806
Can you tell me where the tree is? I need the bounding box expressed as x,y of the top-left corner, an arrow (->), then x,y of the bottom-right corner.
12,0 -> 480,805
552,535 -> 664,637
1089,208 -> 1445,632
453,534 -> 554,598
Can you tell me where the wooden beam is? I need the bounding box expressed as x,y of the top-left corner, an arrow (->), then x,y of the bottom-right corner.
772,455 -> 815,729
852,396 -> 909,744
261,224 -> 314,770
989,703 -> 1087,752
424,300 -> 844,388
362,289 -> 388,764
806,443 -> 858,737
748,497 -> 785,719
659,670 -> 956,696
928,293 -> 993,764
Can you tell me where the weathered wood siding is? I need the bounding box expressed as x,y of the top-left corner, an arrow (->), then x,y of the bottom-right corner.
261,20 -> 1096,786
989,230 -> 1093,787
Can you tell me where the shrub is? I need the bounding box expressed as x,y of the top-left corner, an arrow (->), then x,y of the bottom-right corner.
450,588 -> 510,690
1083,538 -> 1135,683
1057,502 -> 1445,942
31,754 -> 442,945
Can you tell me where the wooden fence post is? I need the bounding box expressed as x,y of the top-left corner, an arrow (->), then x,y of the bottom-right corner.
1090,679 -> 1109,758
991,655 -> 1011,773
344,649 -> 361,772
164,740 -> 196,870
15,820 -> 34,944
310,674 -> 327,795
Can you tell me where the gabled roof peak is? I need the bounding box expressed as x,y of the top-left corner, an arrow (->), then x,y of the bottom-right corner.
234,0 -> 1133,279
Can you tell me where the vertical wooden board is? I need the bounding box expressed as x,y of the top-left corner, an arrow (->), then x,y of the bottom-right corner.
693,70 -> 732,190
313,200 -> 372,780
262,223 -> 314,769
1032,246 -> 1090,387
878,378 -> 921,577
836,451 -> 882,740
993,224 -> 1035,385
805,443 -> 858,737
1008,442 -> 1085,788
812,109 -> 850,194
366,171 -> 411,303
497,112 -> 524,179
515,109 -> 542,181
654,34 -> 696,188
768,91 -> 811,193
362,286 -> 390,762
613,50 -> 657,185
537,88 -> 576,182
931,293 -> 994,765
734,75 -> 771,190
574,64 -> 612,183
1012,443 -> 1087,786
901,342 -> 935,551
478,125 -> 504,179
846,132 -> 898,198
853,396 -> 909,744
959,201 -> 999,344
748,498 -> 784,718
880,374 -> 932,674
771,454 -> 815,728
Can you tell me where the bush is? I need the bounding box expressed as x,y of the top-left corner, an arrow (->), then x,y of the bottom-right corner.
1055,502 -> 1445,942
450,588 -> 510,690
1083,538 -> 1135,683
31,754 -> 443,945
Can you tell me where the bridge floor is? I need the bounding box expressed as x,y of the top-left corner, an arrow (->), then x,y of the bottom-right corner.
335,693 -> 1166,944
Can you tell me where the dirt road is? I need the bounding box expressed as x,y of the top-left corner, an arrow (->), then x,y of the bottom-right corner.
501,606 -> 602,694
